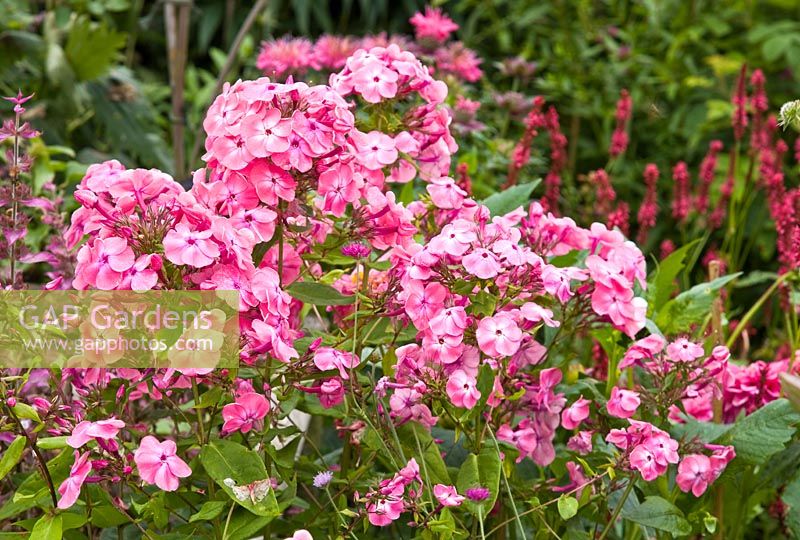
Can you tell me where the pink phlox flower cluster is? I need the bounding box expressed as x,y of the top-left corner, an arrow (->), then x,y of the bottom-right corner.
364,458 -> 422,526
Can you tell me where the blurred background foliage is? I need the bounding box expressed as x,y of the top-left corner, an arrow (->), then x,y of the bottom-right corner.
1,0 -> 799,184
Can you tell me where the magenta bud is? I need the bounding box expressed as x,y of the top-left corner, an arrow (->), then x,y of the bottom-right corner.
6,397 -> 16,407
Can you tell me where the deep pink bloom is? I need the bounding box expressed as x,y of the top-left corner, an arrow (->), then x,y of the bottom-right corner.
629,444 -> 663,481
410,6 -> 459,44
561,397 -> 590,430
221,392 -> 270,434
134,436 -> 192,491
366,496 -> 404,526
164,222 -> 220,268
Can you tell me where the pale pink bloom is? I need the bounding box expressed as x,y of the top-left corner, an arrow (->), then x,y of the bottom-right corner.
427,176 -> 466,209
353,130 -> 398,170
429,220 -> 477,256
410,6 -> 459,43
423,332 -> 464,364
433,484 -> 465,507
221,392 -> 270,434
314,347 -> 361,379
292,112 -> 334,155
67,418 -> 125,448
127,254 -> 160,291
476,313 -> 522,358
607,387 -> 640,419
561,397 -> 590,430
676,454 -> 711,496
552,461 -> 591,499
352,60 -> 399,103
273,132 -> 314,172
491,239 -> 527,266
241,108 -> 291,157
57,451 -> 92,509
619,334 -> 666,369
389,386 -> 438,428
405,282 -> 447,327
318,378 -> 345,408
134,436 -> 192,491
644,432 -> 680,466
666,338 -> 705,362
446,369 -> 480,409
429,306 -> 469,337
497,423 -> 538,462
520,302 -> 560,328
211,135 -> 253,170
463,248 -> 502,279
318,164 -> 360,217
74,237 -> 135,290
164,222 -> 220,268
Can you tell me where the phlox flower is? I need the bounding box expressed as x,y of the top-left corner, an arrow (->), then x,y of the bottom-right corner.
352,130 -> 398,170
351,59 -> 399,103
74,237 -> 135,290
285,531 -> 314,540
428,220 -> 477,256
222,392 -> 271,434
676,454 -> 711,496
463,248 -> 502,279
67,418 -> 125,448
497,423 -> 538,463
427,176 -> 466,209
57,451 -> 91,509
429,306 -> 469,337
476,313 -> 522,358
561,397 -> 590,430
318,163 -> 360,217
520,302 -> 560,328
629,444 -> 664,481
409,6 -> 459,44
666,338 -> 705,362
241,107 -> 291,157
446,369 -> 480,409
313,347 -> 361,379
366,495 -> 404,526
567,431 -> 593,455
251,160 -> 297,204
433,484 -> 465,507
134,436 -> 192,491
606,387 -> 640,419
163,222 -> 220,268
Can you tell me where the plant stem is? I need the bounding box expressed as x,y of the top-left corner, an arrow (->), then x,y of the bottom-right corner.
725,272 -> 791,349
598,479 -> 634,540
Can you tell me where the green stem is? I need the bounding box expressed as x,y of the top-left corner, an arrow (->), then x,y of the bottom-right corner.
725,272 -> 791,349
598,480 -> 635,540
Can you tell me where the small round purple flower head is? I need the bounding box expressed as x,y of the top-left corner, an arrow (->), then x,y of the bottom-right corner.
465,486 -> 490,502
313,470 -> 334,488
341,242 -> 371,259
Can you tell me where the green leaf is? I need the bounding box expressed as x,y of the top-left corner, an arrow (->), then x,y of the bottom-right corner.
656,273 -> 741,334
189,500 -> 228,522
480,180 -> 540,217
199,440 -> 279,518
0,436 -> 26,481
12,402 -> 40,422
36,437 -> 68,450
557,495 -> 579,520
620,496 -> 691,536
64,18 -> 126,80
285,281 -> 355,306
398,422 -> 451,487
30,514 -> 62,540
456,444 -> 501,516
785,472 -> 800,537
647,239 -> 700,315
726,398 -> 800,464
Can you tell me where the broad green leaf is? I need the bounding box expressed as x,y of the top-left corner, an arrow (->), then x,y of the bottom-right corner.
456,444 -> 501,516
557,495 -> 579,520
286,281 -> 354,306
0,449 -> 72,521
61,512 -> 87,531
398,422 -> 451,487
620,496 -> 691,536
30,514 -> 61,540
785,472 -> 800,537
200,440 -> 279,518
480,180 -> 540,217
0,436 -> 26,481
656,273 -> 741,334
224,509 -> 274,540
647,239 -> 700,315
726,398 -> 800,464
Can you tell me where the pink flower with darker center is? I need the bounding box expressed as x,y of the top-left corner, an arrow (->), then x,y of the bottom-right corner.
222,392 -> 271,434
463,248 -> 502,279
607,386 -> 640,419
446,369 -> 481,409
476,313 -> 522,358
163,222 -> 220,268
241,108 -> 291,157
427,176 -> 466,209
676,454 -> 711,496
353,130 -> 398,170
666,338 -> 705,362
133,436 -> 192,491
314,347 -> 361,379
